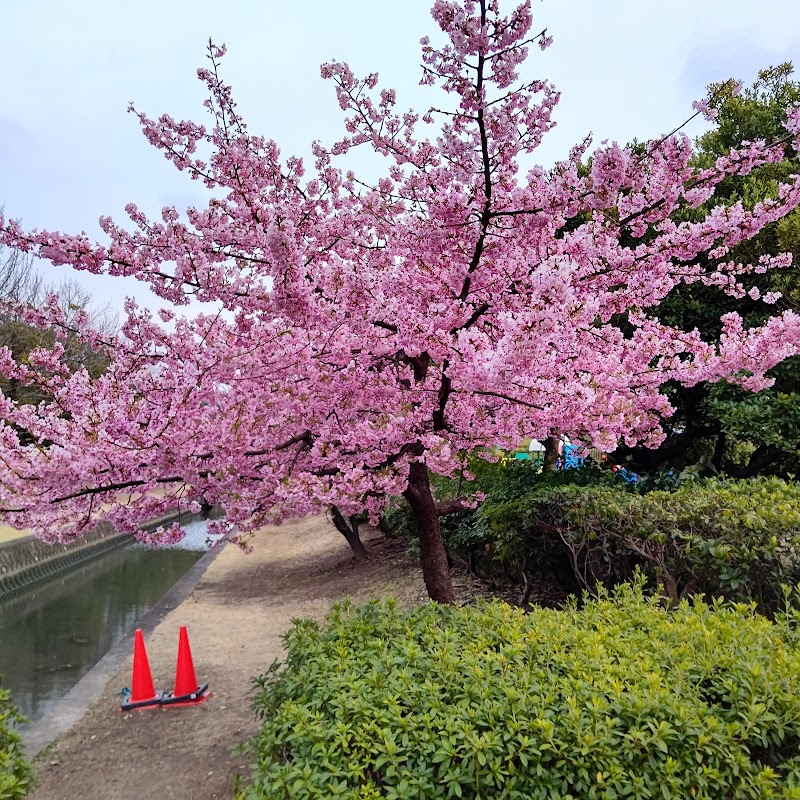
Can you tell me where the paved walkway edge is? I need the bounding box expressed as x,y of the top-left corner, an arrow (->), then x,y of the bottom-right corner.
23,543 -> 224,757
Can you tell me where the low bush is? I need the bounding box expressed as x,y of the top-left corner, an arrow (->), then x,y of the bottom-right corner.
381,460 -> 800,611
488,477 -> 800,613
445,460 -> 618,578
241,585 -> 800,799
0,677 -> 30,799
382,458 -> 617,578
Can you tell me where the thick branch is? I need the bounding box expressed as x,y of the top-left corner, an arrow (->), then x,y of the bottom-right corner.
52,475 -> 184,504
435,498 -> 472,516
457,0 -> 493,306
274,430 -> 314,451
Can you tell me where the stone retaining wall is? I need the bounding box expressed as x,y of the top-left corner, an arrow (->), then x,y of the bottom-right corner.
0,509 -> 209,599
0,524 -> 131,599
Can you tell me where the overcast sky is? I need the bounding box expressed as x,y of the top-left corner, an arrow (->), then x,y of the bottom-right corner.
1,0 -> 798,312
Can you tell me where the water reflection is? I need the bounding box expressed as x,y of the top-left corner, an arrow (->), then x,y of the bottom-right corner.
0,542 -> 203,723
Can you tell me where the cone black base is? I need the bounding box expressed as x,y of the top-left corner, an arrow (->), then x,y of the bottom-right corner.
120,690 -> 164,711
160,683 -> 210,706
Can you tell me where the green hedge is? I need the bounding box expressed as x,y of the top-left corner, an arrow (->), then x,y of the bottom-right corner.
241,585 -> 800,799
485,477 -> 800,612
382,459 -> 615,578
0,678 -> 30,799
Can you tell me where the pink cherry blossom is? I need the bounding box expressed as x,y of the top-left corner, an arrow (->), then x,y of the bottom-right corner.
1,1 -> 799,602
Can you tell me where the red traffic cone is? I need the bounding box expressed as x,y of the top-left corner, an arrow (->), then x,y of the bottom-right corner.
161,626 -> 210,706
120,629 -> 162,711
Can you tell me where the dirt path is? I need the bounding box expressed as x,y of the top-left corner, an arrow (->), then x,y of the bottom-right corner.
27,516 -> 427,800
0,523 -> 28,543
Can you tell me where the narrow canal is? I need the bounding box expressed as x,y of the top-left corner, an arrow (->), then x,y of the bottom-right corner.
0,521 -> 215,725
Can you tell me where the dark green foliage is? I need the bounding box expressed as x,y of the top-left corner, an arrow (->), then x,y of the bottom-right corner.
241,586 -> 800,799
446,461 -> 621,580
705,367 -> 800,475
382,459 -> 620,577
0,677 -> 31,799
483,478 -> 800,613
615,63 -> 800,478
382,460 -> 800,613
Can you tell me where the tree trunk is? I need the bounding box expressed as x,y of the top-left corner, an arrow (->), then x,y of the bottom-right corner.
543,436 -> 560,471
403,461 -> 456,604
710,432 -> 726,473
329,505 -> 370,561
730,443 -> 781,479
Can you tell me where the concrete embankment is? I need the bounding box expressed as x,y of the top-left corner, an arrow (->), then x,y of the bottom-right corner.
0,512 -> 194,599
0,524 -> 130,599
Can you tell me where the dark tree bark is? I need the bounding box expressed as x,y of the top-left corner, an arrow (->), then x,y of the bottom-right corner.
710,432 -> 726,473
403,461 -> 455,604
730,444 -> 782,479
434,498 -> 470,515
611,424 -> 718,474
543,436 -> 560,471
329,505 -> 370,561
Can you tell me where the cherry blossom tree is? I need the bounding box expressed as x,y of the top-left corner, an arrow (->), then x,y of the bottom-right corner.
2,0 -> 800,602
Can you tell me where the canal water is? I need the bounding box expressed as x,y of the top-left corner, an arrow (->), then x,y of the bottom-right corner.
0,521 -> 217,725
